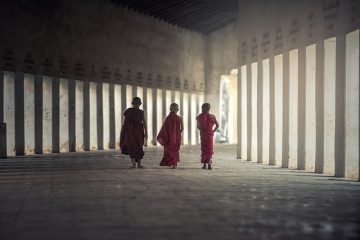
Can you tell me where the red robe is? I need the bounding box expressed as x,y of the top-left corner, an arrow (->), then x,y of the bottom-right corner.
157,112 -> 182,167
196,113 -> 216,163
120,108 -> 145,162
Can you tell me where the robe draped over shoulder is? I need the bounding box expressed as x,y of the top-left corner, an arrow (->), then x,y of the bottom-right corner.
120,108 -> 145,161
157,112 -> 182,167
196,113 -> 216,163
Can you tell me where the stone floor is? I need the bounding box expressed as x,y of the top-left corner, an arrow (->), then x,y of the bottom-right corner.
0,144 -> 359,240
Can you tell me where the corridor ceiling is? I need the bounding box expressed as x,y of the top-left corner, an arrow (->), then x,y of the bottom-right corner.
109,0 -> 238,34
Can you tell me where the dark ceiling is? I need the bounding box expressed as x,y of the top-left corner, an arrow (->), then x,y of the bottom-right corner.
109,0 -> 238,34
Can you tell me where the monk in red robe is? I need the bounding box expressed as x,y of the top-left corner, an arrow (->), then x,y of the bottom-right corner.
196,103 -> 219,170
157,103 -> 183,169
120,97 -> 148,168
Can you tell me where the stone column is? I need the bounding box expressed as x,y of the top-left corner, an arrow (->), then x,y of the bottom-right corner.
274,54 -> 283,167
24,74 -> 35,155
345,29 -> 359,180
96,80 -> 103,150
89,81 -> 98,150
323,37 -> 336,175
103,82 -> 110,149
59,78 -> 69,153
4,72 -> 15,156
75,80 -> 84,151
262,59 -> 270,164
288,49 -> 299,169
251,62 -> 258,162
42,76 -> 52,154
305,44 -> 317,172
68,79 -> 76,152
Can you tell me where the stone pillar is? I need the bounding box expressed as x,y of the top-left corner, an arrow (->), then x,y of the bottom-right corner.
196,94 -> 200,144
262,59 -> 270,164
282,52 -> 289,169
274,54 -> 283,167
345,29 -> 359,180
24,74 -> 35,155
89,81 -> 98,150
251,62 -> 258,162
246,63 -> 252,161
237,67 -> 242,158
288,49 -> 299,169
257,61 -> 263,163
305,44 -> 317,172
187,93 -> 192,145
240,65 -> 248,160
42,76 -> 52,154
75,80 -> 84,151
114,84 -> 121,148
183,92 -> 189,145
103,83 -> 110,149
162,89 -> 166,122
191,93 -> 197,145
153,88 -> 158,145
323,37 -> 336,175
59,78 -> 69,152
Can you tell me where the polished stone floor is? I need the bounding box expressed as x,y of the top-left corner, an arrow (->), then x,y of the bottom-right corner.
0,144 -> 359,240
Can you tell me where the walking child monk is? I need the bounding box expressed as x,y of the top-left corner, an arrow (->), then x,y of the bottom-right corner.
157,103 -> 183,169
196,103 -> 219,170
120,97 -> 148,168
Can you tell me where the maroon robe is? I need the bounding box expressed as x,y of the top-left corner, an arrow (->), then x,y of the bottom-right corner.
157,112 -> 182,167
120,108 -> 145,162
196,113 -> 216,163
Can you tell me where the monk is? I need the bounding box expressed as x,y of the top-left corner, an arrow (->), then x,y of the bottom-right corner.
157,103 -> 183,169
196,103 -> 219,170
120,97 -> 148,168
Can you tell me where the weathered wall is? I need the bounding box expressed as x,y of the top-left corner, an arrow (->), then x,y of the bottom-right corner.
0,0 -> 205,92
0,0 -> 206,157
205,22 -> 238,118
237,0 -> 360,180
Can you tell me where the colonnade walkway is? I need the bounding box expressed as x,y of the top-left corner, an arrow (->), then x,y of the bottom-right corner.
0,144 -> 359,240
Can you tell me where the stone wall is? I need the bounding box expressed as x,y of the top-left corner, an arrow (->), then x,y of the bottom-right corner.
236,0 -> 360,180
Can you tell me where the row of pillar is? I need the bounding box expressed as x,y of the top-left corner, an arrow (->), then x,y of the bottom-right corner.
237,29 -> 359,180
0,72 -> 204,156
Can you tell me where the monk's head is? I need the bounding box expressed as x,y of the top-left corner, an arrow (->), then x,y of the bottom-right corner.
131,97 -> 142,108
201,103 -> 211,113
170,103 -> 179,113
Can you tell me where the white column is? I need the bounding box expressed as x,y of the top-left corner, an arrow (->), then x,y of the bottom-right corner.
89,82 -> 97,150
3,72 -> 15,156
274,54 -> 283,167
345,29 -> 359,180
305,44 -> 317,172
24,74 -> 35,155
75,80 -> 84,151
323,37 -> 337,175
42,76 -> 52,153
183,92 -> 189,145
288,49 -> 299,169
103,83 -> 110,149
191,93 -> 197,145
126,85 -> 133,108
114,84 -> 121,149
262,59 -> 270,164
59,78 -> 69,152
166,90 -> 172,112
146,88 -> 154,146
251,62 -> 258,162
241,65 -> 247,160
156,88 -> 163,138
